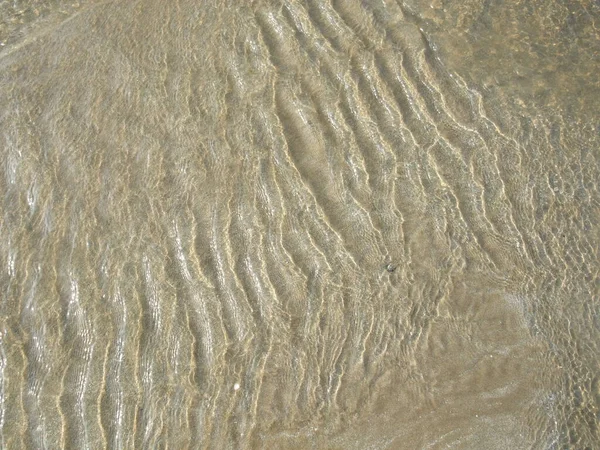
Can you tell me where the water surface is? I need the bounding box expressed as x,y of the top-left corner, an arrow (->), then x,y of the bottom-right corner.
0,1 -> 598,448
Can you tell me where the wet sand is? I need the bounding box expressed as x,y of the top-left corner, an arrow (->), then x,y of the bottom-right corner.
0,1 -> 598,448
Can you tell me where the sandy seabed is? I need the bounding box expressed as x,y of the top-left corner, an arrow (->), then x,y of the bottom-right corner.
0,1 -> 598,448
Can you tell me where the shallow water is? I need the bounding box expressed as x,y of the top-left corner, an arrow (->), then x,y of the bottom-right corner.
0,1 -> 598,448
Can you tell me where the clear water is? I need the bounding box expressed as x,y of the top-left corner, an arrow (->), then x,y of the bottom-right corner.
0,1 -> 598,448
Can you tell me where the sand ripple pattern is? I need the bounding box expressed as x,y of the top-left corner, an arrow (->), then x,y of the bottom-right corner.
0,0 -> 598,448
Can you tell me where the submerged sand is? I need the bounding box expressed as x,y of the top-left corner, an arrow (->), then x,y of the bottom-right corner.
0,1 -> 598,448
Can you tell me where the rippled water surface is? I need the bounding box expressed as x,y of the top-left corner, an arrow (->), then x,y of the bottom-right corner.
0,1 -> 598,448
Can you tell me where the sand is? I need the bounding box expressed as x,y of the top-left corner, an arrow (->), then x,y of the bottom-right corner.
0,1 -> 598,448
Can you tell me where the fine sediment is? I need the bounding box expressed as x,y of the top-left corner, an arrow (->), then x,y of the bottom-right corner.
0,1 -> 598,448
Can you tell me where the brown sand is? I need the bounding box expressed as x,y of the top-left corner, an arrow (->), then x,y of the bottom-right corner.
0,1 -> 598,448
